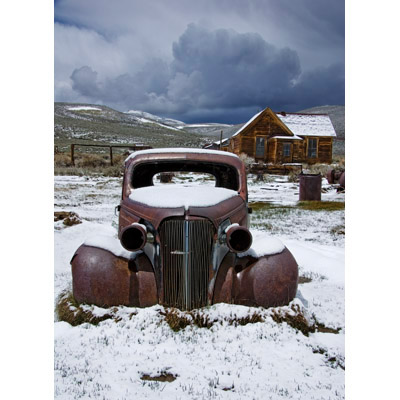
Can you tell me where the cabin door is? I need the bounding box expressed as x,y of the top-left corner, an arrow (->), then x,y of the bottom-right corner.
255,137 -> 266,160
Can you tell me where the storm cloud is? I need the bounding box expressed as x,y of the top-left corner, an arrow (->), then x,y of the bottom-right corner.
56,0 -> 344,123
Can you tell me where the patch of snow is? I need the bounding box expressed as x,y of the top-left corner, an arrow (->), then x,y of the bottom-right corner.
239,229 -> 285,257
129,186 -> 238,210
276,113 -> 336,137
224,223 -> 239,233
84,233 -> 139,260
54,173 -> 345,400
135,117 -> 182,131
68,106 -> 101,111
272,135 -> 303,140
130,222 -> 147,232
186,123 -> 231,128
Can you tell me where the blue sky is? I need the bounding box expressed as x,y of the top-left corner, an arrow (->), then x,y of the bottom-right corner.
54,0 -> 344,123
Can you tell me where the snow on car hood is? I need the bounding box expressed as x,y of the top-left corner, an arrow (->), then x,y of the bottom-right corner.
129,185 -> 238,210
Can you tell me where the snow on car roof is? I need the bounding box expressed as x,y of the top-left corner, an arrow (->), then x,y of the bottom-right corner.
129,185 -> 238,210
125,147 -> 239,162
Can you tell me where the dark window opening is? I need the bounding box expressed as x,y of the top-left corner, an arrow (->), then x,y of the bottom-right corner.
130,160 -> 240,191
307,139 -> 317,158
283,143 -> 291,157
255,137 -> 265,158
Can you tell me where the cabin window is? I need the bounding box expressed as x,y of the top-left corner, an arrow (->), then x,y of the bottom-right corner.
283,143 -> 291,157
307,138 -> 317,158
255,137 -> 265,158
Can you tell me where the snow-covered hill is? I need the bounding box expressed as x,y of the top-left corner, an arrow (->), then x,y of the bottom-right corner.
54,103 -> 344,154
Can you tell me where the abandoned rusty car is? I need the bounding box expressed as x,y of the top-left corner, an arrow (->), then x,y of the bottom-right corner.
71,149 -> 298,310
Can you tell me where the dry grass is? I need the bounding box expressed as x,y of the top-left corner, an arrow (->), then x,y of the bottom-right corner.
298,275 -> 313,284
160,308 -> 264,332
55,291 -> 116,326
239,153 -> 256,172
270,303 -> 340,336
54,211 -> 82,226
297,201 -> 345,211
302,163 -> 332,176
54,153 -> 73,167
330,224 -> 345,236
332,155 -> 345,167
56,291 -> 340,337
141,373 -> 177,382
54,152 -> 125,177
270,303 -> 314,336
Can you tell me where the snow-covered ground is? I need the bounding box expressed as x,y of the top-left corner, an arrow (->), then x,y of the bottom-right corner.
54,174 -> 345,399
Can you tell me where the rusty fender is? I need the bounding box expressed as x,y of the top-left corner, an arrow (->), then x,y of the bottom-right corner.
213,247 -> 298,308
71,244 -> 298,309
71,245 -> 158,308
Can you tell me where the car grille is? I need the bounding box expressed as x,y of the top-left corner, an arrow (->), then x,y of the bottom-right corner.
160,219 -> 214,310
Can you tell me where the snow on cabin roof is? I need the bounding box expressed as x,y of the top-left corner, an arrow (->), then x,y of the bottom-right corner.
275,113 -> 336,137
230,108 -> 336,139
125,147 -> 239,162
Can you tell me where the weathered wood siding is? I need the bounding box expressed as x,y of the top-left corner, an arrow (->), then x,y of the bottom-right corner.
314,137 -> 333,163
267,140 -> 277,163
232,110 -> 293,161
229,108 -> 334,164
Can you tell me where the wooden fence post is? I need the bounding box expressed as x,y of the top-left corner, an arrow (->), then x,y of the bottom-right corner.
110,146 -> 113,166
71,144 -> 75,166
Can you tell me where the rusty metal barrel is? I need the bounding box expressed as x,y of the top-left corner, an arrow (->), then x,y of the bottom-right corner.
299,173 -> 321,201
338,171 -> 345,190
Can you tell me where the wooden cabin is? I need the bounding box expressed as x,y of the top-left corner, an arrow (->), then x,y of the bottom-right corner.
219,108 -> 336,164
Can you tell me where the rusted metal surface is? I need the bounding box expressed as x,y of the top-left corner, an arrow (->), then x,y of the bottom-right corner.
326,169 -> 345,185
212,248 -> 298,308
119,195 -> 248,232
338,171 -> 345,189
299,173 -> 322,201
225,225 -> 252,253
71,245 -> 157,307
71,149 -> 299,310
233,248 -> 298,308
120,223 -> 147,251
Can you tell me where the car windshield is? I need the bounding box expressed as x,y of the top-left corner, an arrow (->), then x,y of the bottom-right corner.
130,160 -> 240,191
152,172 -> 216,186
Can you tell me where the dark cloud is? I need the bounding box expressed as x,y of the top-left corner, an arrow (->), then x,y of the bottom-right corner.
291,63 -> 345,110
170,24 -> 301,109
70,66 -> 101,98
70,24 -> 343,123
57,1 -> 344,122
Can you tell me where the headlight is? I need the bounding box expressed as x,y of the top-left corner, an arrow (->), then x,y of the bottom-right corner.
225,225 -> 252,253
120,223 -> 147,251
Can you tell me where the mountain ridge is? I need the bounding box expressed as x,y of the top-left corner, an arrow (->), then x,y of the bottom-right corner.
54,102 -> 344,155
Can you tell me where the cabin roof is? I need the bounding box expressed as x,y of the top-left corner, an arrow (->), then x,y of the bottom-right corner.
230,108 -> 336,139
275,112 -> 336,137
231,110 -> 264,138
210,107 -> 336,147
